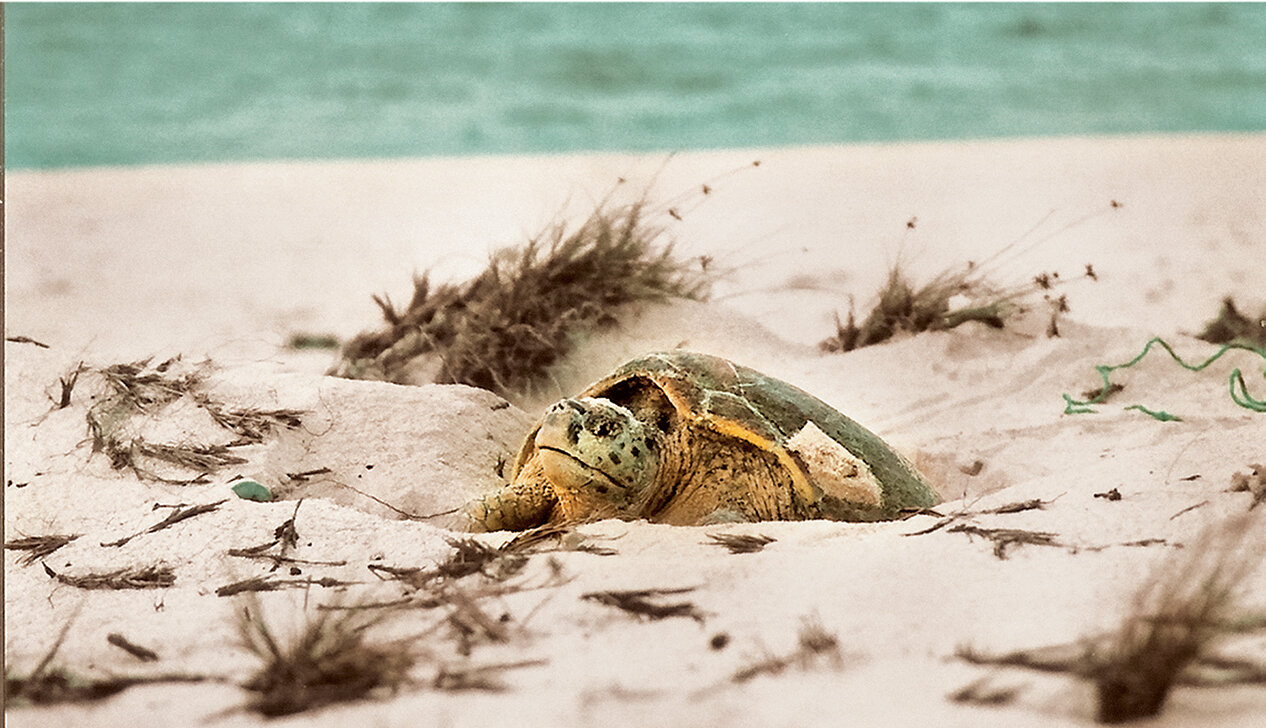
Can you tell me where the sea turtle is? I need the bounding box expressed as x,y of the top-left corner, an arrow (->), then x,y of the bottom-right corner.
465,351 -> 939,531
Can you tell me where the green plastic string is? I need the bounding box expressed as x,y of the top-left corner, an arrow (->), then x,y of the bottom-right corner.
1123,404 -> 1181,422
1062,336 -> 1266,418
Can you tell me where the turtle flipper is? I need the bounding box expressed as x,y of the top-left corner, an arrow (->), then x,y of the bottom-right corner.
464,459 -> 557,532
700,508 -> 751,525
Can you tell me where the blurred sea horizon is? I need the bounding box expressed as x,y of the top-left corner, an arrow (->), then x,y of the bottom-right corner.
6,2 -> 1266,170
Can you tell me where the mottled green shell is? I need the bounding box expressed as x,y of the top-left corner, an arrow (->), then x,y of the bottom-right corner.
561,351 -> 939,520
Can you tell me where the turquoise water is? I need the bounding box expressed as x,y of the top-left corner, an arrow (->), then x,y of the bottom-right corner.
6,2 -> 1266,170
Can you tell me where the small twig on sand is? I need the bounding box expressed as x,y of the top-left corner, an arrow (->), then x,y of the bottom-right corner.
733,616 -> 843,682
215,576 -> 358,597
101,500 -> 227,547
582,587 -> 705,622
43,563 -> 176,590
107,633 -> 159,662
947,524 -> 1062,560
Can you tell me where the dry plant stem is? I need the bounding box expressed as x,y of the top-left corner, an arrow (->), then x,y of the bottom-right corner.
705,532 -> 776,554
433,659 -> 547,692
904,497 -> 1055,537
43,563 -> 175,590
5,534 -> 82,566
947,676 -> 1024,706
107,633 -> 159,662
582,587 -> 705,622
733,617 -> 842,683
216,576 -> 357,597
102,499 -> 227,547
948,524 -> 1063,560
6,334 -> 50,348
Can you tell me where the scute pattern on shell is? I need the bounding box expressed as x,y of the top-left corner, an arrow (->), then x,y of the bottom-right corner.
567,351 -> 939,519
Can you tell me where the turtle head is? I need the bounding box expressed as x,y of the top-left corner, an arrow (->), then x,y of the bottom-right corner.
534,397 -> 660,520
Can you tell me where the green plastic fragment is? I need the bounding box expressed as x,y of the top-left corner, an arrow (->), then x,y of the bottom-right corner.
1062,337 -> 1266,418
231,479 -> 273,502
1124,404 -> 1181,422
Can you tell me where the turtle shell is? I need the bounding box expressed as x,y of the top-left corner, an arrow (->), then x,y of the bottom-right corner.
513,351 -> 938,520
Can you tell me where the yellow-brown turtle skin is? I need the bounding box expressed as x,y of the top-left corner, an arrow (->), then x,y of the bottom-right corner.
464,351 -> 939,531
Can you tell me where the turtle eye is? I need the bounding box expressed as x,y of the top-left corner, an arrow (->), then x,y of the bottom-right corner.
590,419 -> 618,438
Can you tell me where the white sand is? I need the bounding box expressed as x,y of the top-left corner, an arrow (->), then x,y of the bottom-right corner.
5,135 -> 1266,726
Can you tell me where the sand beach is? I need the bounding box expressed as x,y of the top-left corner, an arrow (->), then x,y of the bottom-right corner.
5,134 -> 1266,726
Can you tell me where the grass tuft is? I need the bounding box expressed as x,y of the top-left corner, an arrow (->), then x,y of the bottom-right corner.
955,514 -> 1266,723
333,194 -> 708,398
821,261 -> 1086,352
237,600 -> 414,717
1091,513 -> 1260,723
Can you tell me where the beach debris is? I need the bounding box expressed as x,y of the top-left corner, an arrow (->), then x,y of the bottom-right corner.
216,575 -> 357,598
947,676 -> 1024,706
1078,539 -> 1175,554
947,524 -> 1063,560
100,499 -> 227,547
43,563 -> 176,590
5,533 -> 81,566
1169,501 -> 1208,520
230,479 -> 274,502
285,467 -> 332,483
959,459 -> 985,476
1082,382 -> 1125,403
332,191 -> 710,398
5,617 -> 208,707
1197,297 -> 1266,348
433,659 -> 547,692
705,532 -> 776,554
5,335 -> 51,348
228,502 -> 344,569
1062,336 -> 1266,417
582,587 -> 705,623
1094,488 -> 1123,501
369,537 -> 528,592
957,513 -> 1266,723
466,351 -> 937,531
286,332 -> 340,350
1228,464 -> 1266,509
733,616 -> 843,682
69,356 -> 305,483
496,523 -> 619,556
54,362 -> 86,409
237,599 -> 415,717
444,586 -> 513,655
903,497 -> 1056,537
106,633 -> 159,662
